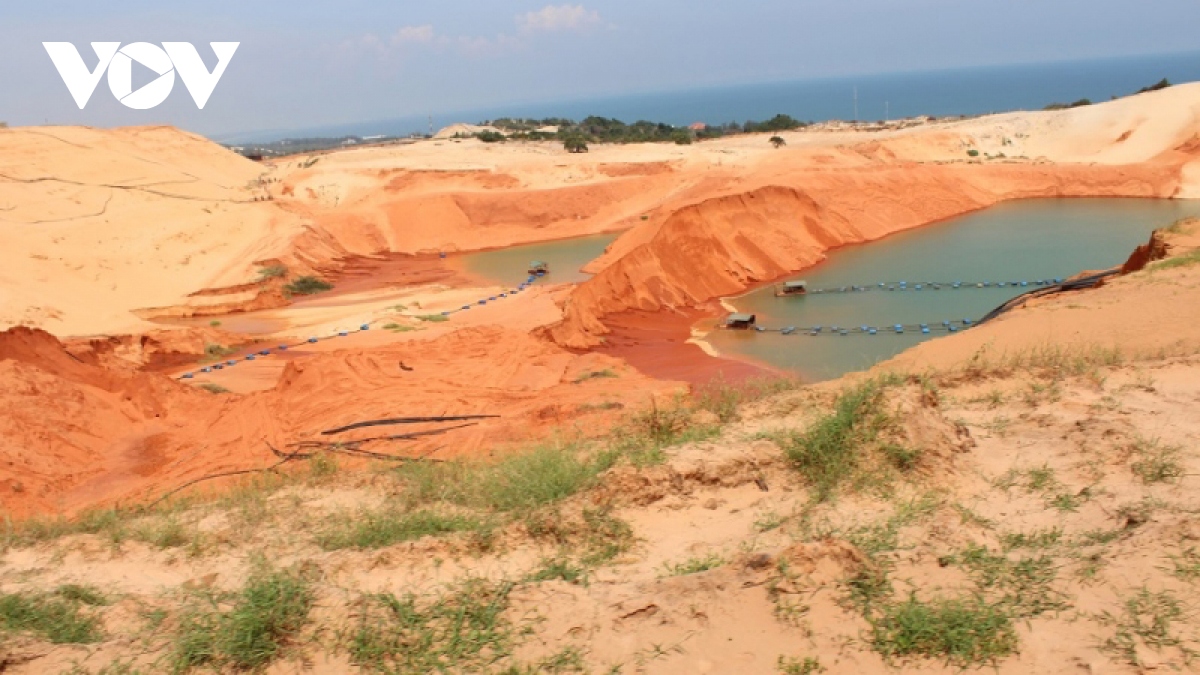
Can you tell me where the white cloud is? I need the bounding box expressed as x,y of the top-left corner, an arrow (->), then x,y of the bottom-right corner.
517,4 -> 601,33
391,25 -> 436,46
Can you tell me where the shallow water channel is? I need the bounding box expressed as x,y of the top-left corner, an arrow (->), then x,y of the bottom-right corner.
705,198 -> 1200,381
457,232 -> 620,285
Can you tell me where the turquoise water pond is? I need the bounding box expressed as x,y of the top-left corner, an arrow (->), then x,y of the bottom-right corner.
705,198 -> 1200,381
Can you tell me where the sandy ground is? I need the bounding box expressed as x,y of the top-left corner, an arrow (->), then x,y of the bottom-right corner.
2,83 -> 1200,526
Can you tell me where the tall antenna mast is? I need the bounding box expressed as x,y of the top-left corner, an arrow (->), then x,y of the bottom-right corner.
885,101 -> 889,122
853,87 -> 859,122
428,115 -> 433,136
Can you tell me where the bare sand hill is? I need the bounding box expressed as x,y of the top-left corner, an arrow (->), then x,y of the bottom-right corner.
0,84 -> 1198,540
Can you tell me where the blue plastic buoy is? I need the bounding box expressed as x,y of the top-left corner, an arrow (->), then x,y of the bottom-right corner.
278,345 -> 288,351
478,300 -> 487,305
840,329 -> 849,336
308,337 -> 318,343
781,327 -> 796,335
499,293 -> 507,298
878,282 -> 886,287
869,328 -> 878,335
888,286 -> 895,291
489,296 -> 496,301
943,320 -> 951,326
439,252 -> 447,259
860,325 -> 869,332
1021,281 -> 1029,287
900,281 -> 907,287
998,282 -> 1007,287
755,326 -> 766,332
949,325 -> 958,332
1054,278 -> 1063,284
360,324 -> 370,331
915,284 -> 923,290
226,360 -> 237,366
922,327 -> 931,334
257,350 -> 269,356
200,367 -> 210,373
246,355 -> 256,361
338,331 -> 349,337
183,373 -> 194,379
441,311 -> 451,316
963,319 -> 973,325
813,326 -> 823,333
894,324 -> 904,333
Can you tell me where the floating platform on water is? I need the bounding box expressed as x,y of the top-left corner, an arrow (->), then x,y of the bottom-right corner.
774,280 -> 808,296
527,260 -> 549,276
722,313 -> 757,329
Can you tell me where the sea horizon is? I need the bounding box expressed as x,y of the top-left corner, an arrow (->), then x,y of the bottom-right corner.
217,49 -> 1200,144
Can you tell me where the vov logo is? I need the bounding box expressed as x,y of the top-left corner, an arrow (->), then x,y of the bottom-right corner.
43,42 -> 239,110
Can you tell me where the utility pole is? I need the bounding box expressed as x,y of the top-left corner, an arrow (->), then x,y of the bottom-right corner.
853,87 -> 858,122
885,101 -> 889,122
428,115 -> 433,137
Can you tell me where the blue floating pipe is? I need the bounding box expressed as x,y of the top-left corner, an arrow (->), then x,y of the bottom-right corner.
953,282 -> 962,288
755,325 -> 766,332
860,325 -> 869,332
1054,278 -> 1063,284
949,325 -> 958,332
840,329 -> 849,336
888,286 -> 895,291
813,326 -> 823,333
478,300 -> 487,305
915,284 -> 923,290
894,324 -> 904,333
499,293 -> 507,298
963,319 -> 973,325
183,373 -> 194,379
781,327 -> 796,335
213,364 -> 224,370
441,311 -> 451,316
461,305 -> 470,310
899,281 -> 907,287
922,327 -> 931,334
226,360 -> 237,366
338,331 -> 349,337
360,324 -> 370,331
488,296 -> 496,301
1021,281 -> 1029,287
942,320 -> 951,326
278,345 -> 288,351
246,355 -> 256,361
869,328 -> 878,335
998,282 -> 1007,287
878,282 -> 886,288
439,252 -> 447,259
200,367 -> 210,373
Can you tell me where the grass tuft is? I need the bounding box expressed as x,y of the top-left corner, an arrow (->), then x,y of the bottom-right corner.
0,590 -> 104,644
870,595 -> 1018,667
317,509 -> 487,550
170,564 -> 313,672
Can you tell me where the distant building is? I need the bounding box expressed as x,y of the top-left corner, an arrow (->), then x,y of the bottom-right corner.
688,122 -> 708,132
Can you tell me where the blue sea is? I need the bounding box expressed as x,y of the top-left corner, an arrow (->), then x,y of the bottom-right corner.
230,51 -> 1200,143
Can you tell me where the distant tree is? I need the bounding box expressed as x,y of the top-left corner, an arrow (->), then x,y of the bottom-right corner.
745,114 -> 804,133
670,129 -> 693,145
476,130 -> 505,143
1136,78 -> 1171,94
563,136 -> 589,153
769,136 -> 786,148
0,121 -> 7,129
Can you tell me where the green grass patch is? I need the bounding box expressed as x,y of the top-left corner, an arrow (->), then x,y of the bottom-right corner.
663,553 -> 725,576
777,655 -> 824,674
1131,437 -> 1185,484
573,368 -> 618,384
169,565 -> 313,672
1167,547 -> 1200,582
692,375 -> 802,423
200,343 -> 235,363
348,579 -> 515,673
317,509 -> 488,551
382,322 -> 417,332
948,544 -> 1068,617
415,314 -> 449,322
1100,588 -> 1195,665
0,589 -> 105,644
772,378 -> 897,502
283,276 -> 333,296
197,383 -> 230,394
257,265 -> 287,280
1152,249 -> 1200,271
396,442 -> 617,513
870,595 -> 1018,667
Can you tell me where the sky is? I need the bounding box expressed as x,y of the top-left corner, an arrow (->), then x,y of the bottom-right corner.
3,0 -> 1200,139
